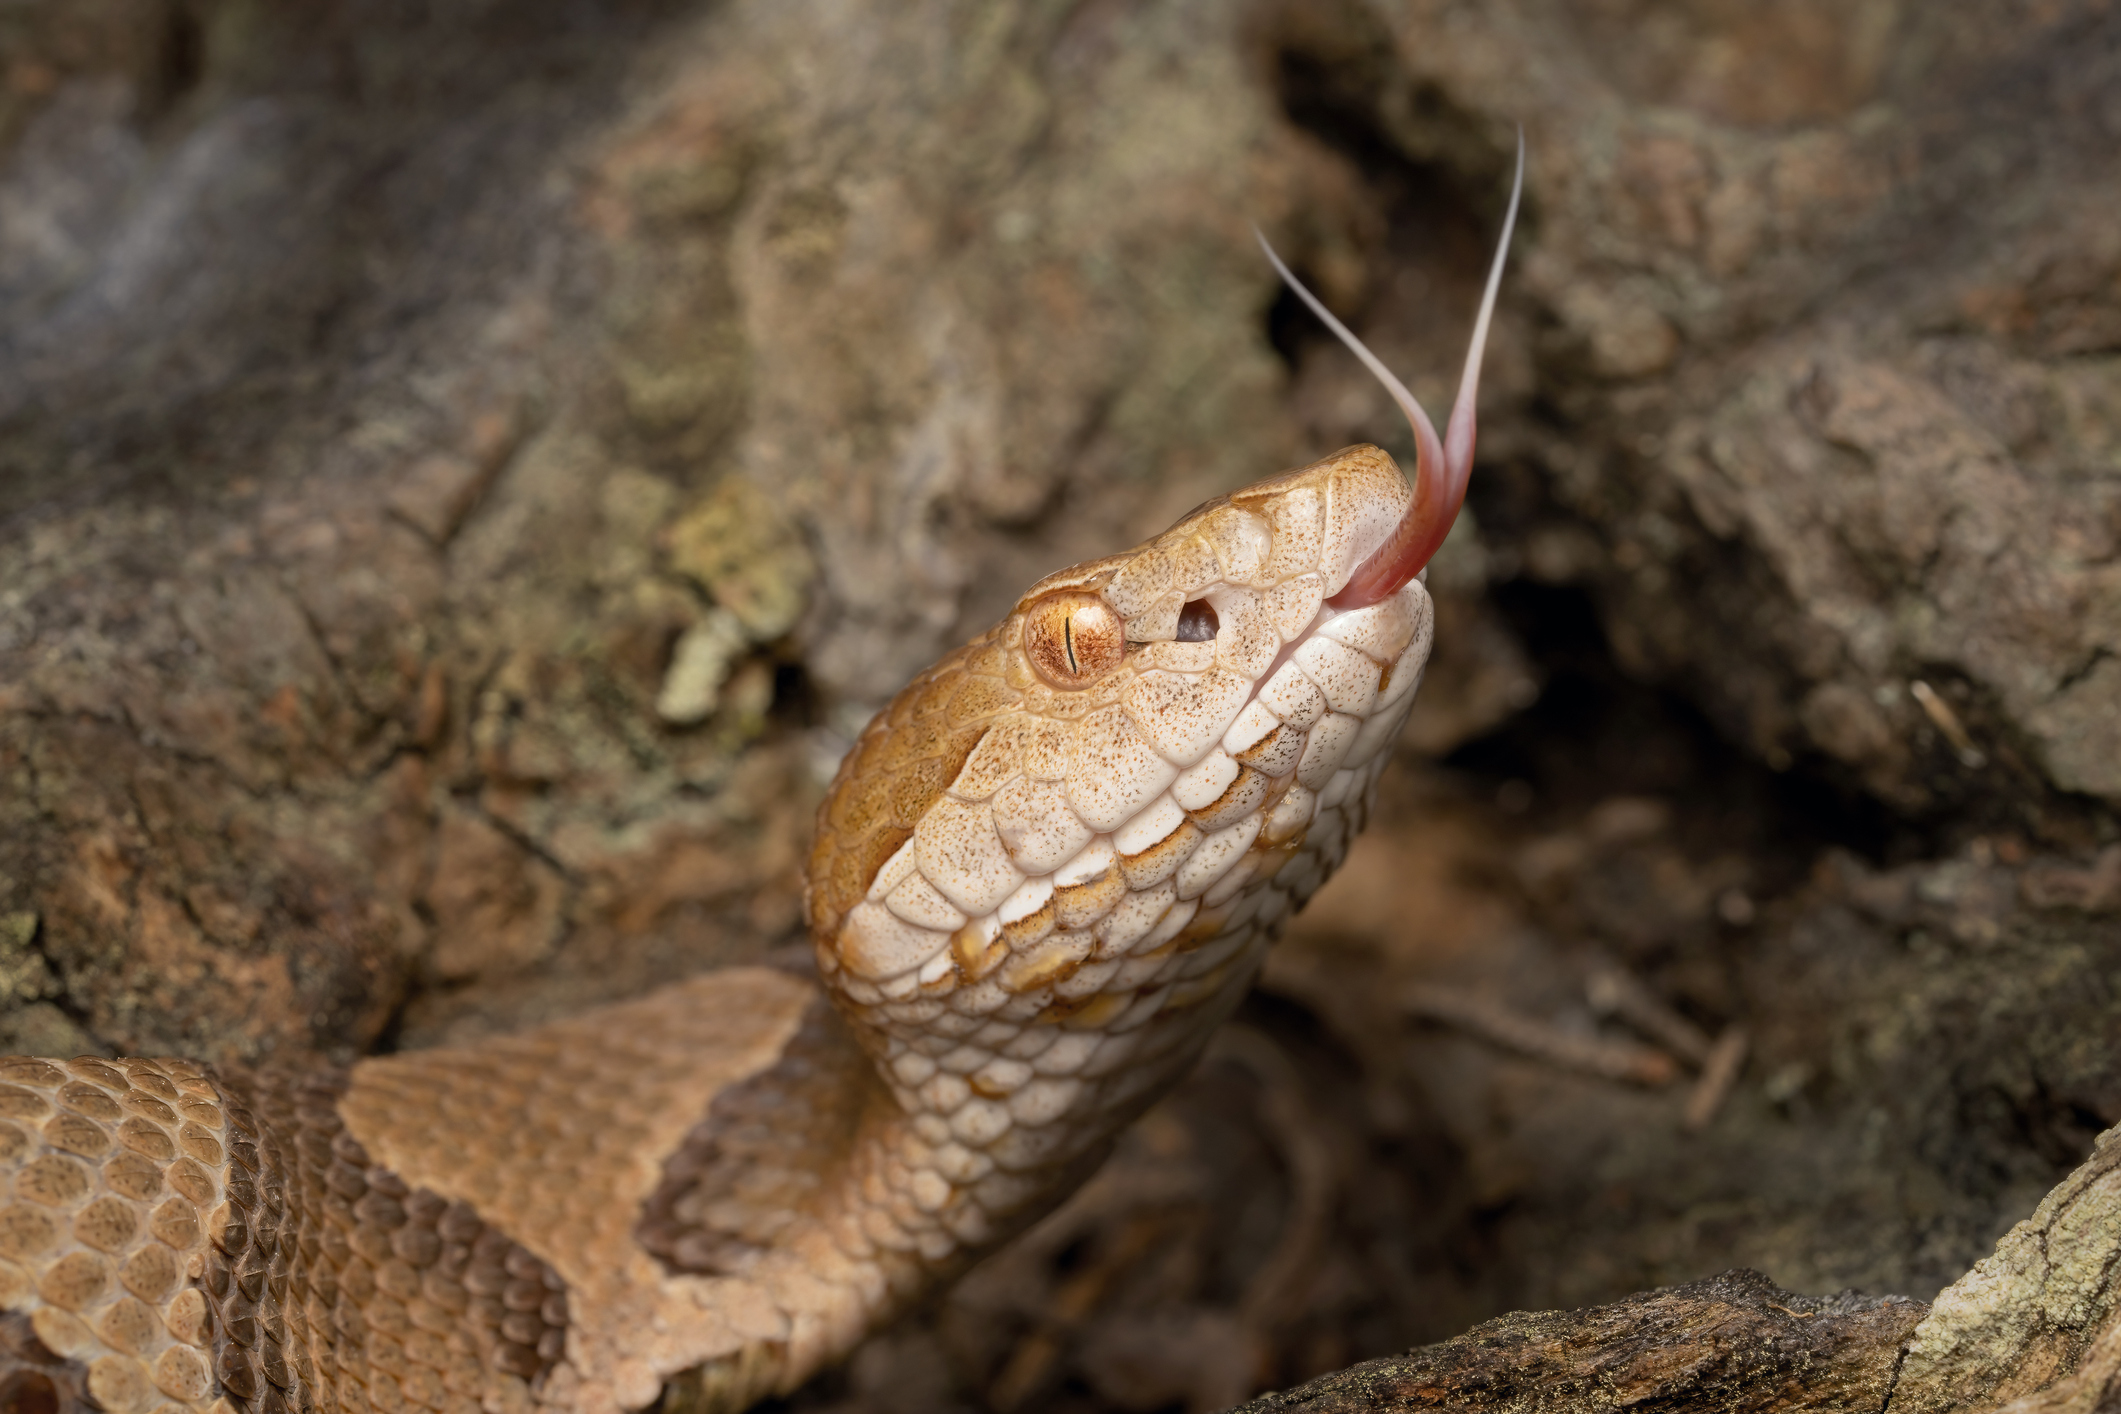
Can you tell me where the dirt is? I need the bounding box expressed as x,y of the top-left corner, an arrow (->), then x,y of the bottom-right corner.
1,1 -> 2117,1410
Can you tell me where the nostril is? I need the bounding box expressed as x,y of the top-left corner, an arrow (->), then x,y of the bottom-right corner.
1176,600 -> 1219,642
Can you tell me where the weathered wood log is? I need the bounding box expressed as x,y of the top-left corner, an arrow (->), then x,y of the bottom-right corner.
1234,1270 -> 1924,1413
1238,1122 -> 2121,1413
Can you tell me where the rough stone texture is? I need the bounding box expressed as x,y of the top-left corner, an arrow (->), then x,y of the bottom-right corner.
2,1 -> 2119,1411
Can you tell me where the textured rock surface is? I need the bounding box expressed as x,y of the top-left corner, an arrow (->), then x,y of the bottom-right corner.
2,0 -> 2118,1410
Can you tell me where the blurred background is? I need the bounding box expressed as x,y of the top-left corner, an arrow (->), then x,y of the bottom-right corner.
1,2 -> 2118,1410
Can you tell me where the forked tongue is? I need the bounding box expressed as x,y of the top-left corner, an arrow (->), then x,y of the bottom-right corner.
1255,130 -> 1524,610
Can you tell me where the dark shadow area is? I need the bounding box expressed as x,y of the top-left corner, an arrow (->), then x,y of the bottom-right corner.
1452,578 -> 1904,869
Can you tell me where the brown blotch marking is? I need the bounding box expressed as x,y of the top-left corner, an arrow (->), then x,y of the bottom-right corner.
191,1066 -> 572,1411
897,725 -> 990,825
637,995 -> 883,1277
0,1309 -> 95,1414
910,666 -> 955,725
824,746 -> 891,835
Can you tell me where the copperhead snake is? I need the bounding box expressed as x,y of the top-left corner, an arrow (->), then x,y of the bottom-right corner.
0,147 -> 1524,1414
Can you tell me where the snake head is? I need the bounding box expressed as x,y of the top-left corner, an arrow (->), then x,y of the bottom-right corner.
808,445 -> 1432,1017
809,140 -> 1524,1006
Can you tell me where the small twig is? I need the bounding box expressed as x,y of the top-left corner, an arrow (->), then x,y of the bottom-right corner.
1584,963 -> 1715,1066
1910,680 -> 1986,768
1683,1026 -> 1750,1131
1402,983 -> 1679,1086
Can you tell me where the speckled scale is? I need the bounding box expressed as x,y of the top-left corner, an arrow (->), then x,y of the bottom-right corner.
0,1055 -> 568,1414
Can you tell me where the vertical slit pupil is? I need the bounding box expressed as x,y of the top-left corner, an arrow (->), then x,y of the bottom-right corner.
1176,600 -> 1219,642
1064,615 -> 1078,673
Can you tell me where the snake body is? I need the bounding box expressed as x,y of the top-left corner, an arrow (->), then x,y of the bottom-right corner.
0,154 -> 1523,1414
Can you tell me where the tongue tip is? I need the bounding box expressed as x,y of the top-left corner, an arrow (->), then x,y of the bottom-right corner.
1322,132 -> 1524,610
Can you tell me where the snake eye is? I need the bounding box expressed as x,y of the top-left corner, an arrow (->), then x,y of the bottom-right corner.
1023,591 -> 1125,689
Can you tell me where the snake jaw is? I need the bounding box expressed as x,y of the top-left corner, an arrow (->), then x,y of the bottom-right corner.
1261,130 -> 1527,610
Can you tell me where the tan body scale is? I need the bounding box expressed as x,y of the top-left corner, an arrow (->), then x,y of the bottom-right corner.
0,143 -> 1522,1414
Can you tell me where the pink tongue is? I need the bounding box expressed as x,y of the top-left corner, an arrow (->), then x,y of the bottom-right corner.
1256,133 -> 1525,610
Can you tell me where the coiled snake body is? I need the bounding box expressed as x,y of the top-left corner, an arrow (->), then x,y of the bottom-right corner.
0,157 -> 1523,1414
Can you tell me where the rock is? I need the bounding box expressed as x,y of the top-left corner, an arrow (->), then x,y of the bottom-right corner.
655,608 -> 749,726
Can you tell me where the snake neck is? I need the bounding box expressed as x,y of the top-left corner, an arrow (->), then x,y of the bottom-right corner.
713,591 -> 1431,1402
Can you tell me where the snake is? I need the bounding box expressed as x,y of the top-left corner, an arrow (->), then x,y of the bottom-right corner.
0,146 -> 1523,1414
